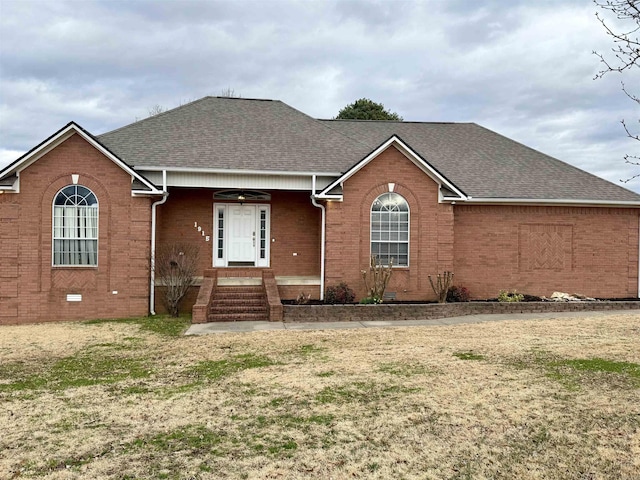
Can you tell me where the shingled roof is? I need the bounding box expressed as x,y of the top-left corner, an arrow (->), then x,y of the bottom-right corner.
97,96 -> 640,203
98,97 -> 371,174
320,120 -> 640,202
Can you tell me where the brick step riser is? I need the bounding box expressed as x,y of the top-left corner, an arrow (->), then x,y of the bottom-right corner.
211,298 -> 265,307
207,314 -> 268,322
215,287 -> 264,293
213,294 -> 265,301
210,307 -> 267,314
208,285 -> 270,322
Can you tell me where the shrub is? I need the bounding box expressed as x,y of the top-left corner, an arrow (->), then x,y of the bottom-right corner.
498,290 -> 524,303
296,292 -> 311,305
428,271 -> 454,303
359,296 -> 382,304
447,285 -> 470,303
361,256 -> 393,302
325,282 -> 355,304
155,243 -> 199,317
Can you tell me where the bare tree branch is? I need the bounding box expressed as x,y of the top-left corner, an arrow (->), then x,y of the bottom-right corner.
593,1 -> 639,182
155,243 -> 199,317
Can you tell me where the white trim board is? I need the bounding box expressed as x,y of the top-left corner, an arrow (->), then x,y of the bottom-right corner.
318,135 -> 466,200
0,123 -> 162,195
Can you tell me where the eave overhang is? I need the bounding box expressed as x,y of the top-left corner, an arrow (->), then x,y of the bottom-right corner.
0,122 -> 162,195
445,197 -> 640,208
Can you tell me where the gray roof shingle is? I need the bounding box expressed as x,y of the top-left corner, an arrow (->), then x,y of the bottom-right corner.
320,119 -> 640,202
97,96 -> 640,202
98,97 -> 370,174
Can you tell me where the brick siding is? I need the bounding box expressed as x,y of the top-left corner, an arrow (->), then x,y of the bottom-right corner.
325,145 -> 455,301
0,134 -> 152,324
453,205 -> 639,299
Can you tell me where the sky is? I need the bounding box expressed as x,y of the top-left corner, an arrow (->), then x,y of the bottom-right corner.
1,0 -> 638,192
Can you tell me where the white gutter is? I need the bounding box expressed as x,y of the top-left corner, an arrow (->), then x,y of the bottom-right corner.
150,169 -> 168,315
310,175 -> 326,301
135,165 -> 342,177
445,197 -> 640,207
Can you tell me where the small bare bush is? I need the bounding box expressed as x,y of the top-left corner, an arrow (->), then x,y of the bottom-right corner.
361,256 -> 393,303
428,271 -> 454,303
155,243 -> 199,317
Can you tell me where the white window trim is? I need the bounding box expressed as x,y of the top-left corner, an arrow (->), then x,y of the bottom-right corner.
370,193 -> 410,268
52,185 -> 99,267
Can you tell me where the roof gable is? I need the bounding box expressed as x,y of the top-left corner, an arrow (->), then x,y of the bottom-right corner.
0,122 -> 161,194
318,135 -> 466,200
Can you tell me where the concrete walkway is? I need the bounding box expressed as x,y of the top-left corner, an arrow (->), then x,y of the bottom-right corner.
185,309 -> 636,335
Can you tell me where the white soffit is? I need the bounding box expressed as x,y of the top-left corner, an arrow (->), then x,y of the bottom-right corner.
142,170 -> 336,190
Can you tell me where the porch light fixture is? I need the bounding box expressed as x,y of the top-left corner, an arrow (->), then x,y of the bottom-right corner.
237,192 -> 246,201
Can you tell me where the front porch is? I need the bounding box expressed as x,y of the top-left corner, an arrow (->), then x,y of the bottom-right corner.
191,268 -> 321,323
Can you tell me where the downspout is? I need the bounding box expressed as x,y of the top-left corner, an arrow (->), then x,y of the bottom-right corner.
150,170 -> 168,315
638,213 -> 640,298
310,175 -> 326,301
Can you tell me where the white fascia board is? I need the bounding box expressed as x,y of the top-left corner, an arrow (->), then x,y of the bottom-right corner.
0,128 -> 75,179
69,126 -> 162,194
318,135 -> 466,199
134,165 -> 343,177
0,123 -> 163,195
451,197 -> 640,207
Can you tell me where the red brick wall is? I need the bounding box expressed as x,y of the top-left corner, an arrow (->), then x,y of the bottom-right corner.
453,205 -> 639,299
0,134 -> 153,324
325,146 -> 454,301
155,189 -> 321,306
156,189 -> 321,277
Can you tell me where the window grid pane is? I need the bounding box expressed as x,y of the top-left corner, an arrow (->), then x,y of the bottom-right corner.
259,210 -> 267,259
217,209 -> 224,259
370,192 -> 409,267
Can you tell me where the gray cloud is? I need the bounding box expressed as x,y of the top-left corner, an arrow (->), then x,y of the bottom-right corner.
1,0 -> 637,192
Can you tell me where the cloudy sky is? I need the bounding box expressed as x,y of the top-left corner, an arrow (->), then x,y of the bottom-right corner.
1,0 -> 638,192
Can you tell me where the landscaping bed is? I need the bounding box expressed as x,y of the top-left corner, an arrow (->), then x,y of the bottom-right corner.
283,300 -> 640,322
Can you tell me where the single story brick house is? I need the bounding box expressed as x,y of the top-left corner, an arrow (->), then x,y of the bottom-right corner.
1,96 -> 639,324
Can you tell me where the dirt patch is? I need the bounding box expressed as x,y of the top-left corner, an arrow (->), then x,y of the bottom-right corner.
1,313 -> 639,479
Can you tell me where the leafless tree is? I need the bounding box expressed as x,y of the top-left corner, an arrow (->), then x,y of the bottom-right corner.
220,87 -> 241,98
155,243 -> 200,317
593,0 -> 639,180
148,104 -> 167,117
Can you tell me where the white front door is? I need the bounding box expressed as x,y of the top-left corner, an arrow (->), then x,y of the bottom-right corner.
213,203 -> 270,268
228,205 -> 256,264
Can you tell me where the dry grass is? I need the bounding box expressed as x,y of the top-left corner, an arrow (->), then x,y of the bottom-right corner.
1,313 -> 639,479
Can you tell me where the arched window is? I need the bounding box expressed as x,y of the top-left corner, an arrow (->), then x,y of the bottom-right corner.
371,192 -> 409,266
53,185 -> 98,266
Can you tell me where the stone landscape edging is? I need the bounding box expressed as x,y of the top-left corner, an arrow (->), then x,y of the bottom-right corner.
283,301 -> 640,323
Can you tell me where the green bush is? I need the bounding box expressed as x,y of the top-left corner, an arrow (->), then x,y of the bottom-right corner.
498,290 -> 524,303
359,296 -> 382,304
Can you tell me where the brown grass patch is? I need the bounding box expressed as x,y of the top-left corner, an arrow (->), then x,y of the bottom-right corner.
1,313 -> 639,479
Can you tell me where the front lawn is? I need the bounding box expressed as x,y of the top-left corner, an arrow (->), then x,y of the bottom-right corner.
1,313 -> 639,479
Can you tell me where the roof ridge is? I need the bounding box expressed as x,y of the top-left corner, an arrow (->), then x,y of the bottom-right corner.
98,97 -> 212,137
319,119 -> 472,125
274,101 -> 374,151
